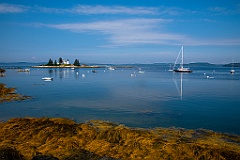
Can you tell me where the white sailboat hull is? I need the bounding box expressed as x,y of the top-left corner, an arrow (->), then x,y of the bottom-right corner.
174,68 -> 192,73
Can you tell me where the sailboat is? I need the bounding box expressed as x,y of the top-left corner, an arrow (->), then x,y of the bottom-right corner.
173,46 -> 193,73
230,69 -> 235,74
230,58 -> 235,74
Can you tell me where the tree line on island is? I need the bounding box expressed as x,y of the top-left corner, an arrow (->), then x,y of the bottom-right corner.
46,57 -> 80,66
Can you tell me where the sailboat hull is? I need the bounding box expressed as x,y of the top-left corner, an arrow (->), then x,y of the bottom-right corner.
173,68 -> 193,73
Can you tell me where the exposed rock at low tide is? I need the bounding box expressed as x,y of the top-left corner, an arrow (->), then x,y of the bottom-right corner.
0,118 -> 239,160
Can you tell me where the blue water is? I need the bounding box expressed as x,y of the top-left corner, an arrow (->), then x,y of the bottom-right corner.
0,63 -> 240,135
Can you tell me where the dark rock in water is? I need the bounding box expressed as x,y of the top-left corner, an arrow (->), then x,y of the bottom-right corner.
32,155 -> 59,160
0,148 -> 24,160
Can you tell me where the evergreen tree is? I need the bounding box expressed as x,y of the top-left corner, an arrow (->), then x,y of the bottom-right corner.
47,59 -> 53,66
54,60 -> 57,66
73,59 -> 80,66
59,57 -> 63,64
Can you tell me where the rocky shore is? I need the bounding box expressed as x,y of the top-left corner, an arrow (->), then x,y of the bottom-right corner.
0,84 -> 31,103
0,118 -> 239,160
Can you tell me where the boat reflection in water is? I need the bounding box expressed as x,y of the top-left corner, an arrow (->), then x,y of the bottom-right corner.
173,73 -> 183,99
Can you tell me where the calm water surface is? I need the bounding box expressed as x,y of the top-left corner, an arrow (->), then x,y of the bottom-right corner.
0,63 -> 240,135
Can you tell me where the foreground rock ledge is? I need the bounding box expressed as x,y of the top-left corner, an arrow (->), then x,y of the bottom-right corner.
0,118 -> 239,160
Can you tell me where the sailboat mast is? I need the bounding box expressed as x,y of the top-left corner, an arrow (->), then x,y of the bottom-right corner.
181,46 -> 184,69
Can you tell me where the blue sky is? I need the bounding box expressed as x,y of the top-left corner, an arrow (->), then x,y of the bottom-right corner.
0,0 -> 240,64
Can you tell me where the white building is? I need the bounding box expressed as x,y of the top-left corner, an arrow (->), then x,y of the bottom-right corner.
62,59 -> 70,64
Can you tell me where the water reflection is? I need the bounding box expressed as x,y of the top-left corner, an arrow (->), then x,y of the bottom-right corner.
46,68 -> 90,80
173,73 -> 183,99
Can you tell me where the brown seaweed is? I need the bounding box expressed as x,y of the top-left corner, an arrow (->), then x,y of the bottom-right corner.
0,117 -> 239,160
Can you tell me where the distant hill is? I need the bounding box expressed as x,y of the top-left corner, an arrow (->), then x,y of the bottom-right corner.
188,62 -> 214,66
223,63 -> 240,67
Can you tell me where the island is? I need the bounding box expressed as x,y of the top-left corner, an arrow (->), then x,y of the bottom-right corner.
32,57 -> 134,69
32,57 -> 103,68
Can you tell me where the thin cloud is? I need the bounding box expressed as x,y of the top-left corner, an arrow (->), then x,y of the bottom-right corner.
45,19 -> 171,32
36,5 -> 195,16
208,5 -> 240,15
36,18 -> 240,47
35,6 -> 65,14
70,5 -> 158,15
0,3 -> 198,16
0,3 -> 29,13
37,18 -> 189,46
0,3 -> 159,15
35,5 -> 158,15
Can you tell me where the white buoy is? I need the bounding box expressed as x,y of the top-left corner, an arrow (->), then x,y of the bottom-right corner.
82,74 -> 85,78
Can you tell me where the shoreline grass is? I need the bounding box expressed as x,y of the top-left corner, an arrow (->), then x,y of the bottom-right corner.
0,117 -> 239,160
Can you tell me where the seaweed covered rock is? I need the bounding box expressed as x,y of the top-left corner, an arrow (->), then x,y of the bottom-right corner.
0,83 -> 31,103
0,118 -> 239,160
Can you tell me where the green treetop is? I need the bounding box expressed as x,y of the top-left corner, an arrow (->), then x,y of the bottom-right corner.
47,59 -> 53,66
73,59 -> 80,66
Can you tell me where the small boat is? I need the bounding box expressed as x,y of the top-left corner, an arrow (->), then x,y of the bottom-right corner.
42,77 -> 53,80
108,66 -> 115,70
174,67 -> 192,73
138,70 -> 145,74
230,69 -> 235,74
173,46 -> 193,73
138,68 -> 145,73
92,70 -> 97,73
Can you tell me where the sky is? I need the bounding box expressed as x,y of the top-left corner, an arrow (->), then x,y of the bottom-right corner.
0,0 -> 240,64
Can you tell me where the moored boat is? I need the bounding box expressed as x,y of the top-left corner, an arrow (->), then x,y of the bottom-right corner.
42,77 -> 53,80
230,69 -> 235,74
108,66 -> 115,70
173,68 -> 192,73
173,46 -> 193,73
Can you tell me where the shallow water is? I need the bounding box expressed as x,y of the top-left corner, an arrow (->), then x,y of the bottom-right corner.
0,63 -> 240,135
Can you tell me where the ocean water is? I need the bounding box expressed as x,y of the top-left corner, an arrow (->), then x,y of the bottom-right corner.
0,63 -> 240,135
